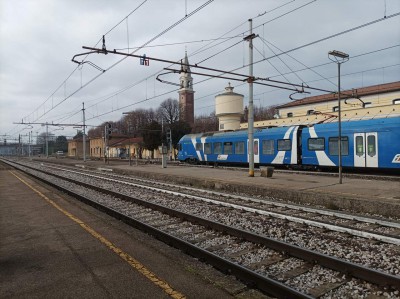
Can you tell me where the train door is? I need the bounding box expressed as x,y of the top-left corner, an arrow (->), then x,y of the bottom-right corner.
354,132 -> 378,167
247,139 -> 260,163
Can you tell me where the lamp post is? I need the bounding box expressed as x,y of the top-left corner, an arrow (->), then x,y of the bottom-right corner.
328,50 -> 349,184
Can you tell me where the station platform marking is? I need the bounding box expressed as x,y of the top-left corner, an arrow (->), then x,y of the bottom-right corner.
10,171 -> 186,299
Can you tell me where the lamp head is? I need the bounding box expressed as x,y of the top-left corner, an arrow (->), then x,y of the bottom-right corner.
328,50 -> 349,59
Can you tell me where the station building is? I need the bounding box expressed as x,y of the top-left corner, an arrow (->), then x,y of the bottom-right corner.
68,136 -> 161,160
240,81 -> 400,128
67,138 -> 90,158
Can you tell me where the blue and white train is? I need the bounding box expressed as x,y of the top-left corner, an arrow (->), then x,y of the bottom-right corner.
178,117 -> 400,171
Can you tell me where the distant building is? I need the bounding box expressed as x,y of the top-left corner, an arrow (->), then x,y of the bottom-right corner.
67,138 -> 90,158
0,143 -> 18,156
68,135 -> 162,160
107,137 -> 144,159
240,81 -> 400,128
178,52 -> 194,128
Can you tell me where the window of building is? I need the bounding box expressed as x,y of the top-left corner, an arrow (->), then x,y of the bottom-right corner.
363,102 -> 372,108
213,142 -> 222,154
287,112 -> 293,118
195,143 -> 202,151
235,141 -> 245,154
278,139 -> 291,151
393,98 -> 400,105
223,142 -> 233,154
204,143 -> 211,154
308,138 -> 325,151
220,123 -> 224,130
262,140 -> 274,155
307,109 -> 315,115
329,137 -> 349,156
332,106 -> 339,112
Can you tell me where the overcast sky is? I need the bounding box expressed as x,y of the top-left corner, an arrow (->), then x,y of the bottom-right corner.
1,0 -> 399,142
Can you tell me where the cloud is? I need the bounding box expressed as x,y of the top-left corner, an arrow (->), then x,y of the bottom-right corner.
1,0 -> 399,140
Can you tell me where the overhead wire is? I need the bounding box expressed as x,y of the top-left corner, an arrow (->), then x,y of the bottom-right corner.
253,45 -> 292,83
11,3 -> 400,139
20,0 -> 150,127
249,11 -> 400,69
22,0 -> 324,131
258,36 -> 335,87
267,44 -> 400,80
19,0 -> 214,133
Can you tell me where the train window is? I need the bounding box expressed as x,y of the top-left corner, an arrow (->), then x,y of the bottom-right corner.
262,140 -> 274,155
235,141 -> 245,154
332,106 -> 339,112
393,98 -> 400,105
355,136 -> 364,156
329,137 -> 349,156
223,142 -> 233,154
367,135 -> 376,157
278,139 -> 291,151
287,112 -> 293,118
195,143 -> 203,151
308,138 -> 325,151
204,143 -> 212,154
178,144 -> 182,151
307,110 -> 315,115
214,142 -> 222,154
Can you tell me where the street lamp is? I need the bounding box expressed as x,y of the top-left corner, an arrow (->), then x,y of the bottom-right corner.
328,50 -> 349,184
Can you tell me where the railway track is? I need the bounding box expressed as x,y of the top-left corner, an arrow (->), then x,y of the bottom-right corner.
3,158 -> 400,298
40,161 -> 400,244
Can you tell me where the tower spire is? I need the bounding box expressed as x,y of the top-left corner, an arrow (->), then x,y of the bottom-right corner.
179,51 -> 194,128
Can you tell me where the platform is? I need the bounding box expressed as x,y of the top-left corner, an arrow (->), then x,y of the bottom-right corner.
36,157 -> 400,218
0,168 -> 254,298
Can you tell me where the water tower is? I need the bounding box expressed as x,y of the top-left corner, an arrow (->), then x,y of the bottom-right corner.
215,83 -> 244,131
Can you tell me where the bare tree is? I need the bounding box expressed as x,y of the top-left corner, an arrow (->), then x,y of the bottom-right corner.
192,112 -> 218,133
242,105 -> 277,122
158,98 -> 180,125
88,125 -> 103,138
254,105 -> 277,121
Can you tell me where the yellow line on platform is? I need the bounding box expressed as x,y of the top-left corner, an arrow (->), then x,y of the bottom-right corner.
10,171 -> 186,299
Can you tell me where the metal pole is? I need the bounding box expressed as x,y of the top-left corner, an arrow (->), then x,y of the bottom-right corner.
104,125 -> 107,164
338,63 -> 342,184
82,102 -> 86,162
161,119 -> 166,168
46,122 -> 49,158
248,19 -> 255,177
328,50 -> 348,184
129,145 -> 132,166
29,131 -> 31,159
169,129 -> 173,161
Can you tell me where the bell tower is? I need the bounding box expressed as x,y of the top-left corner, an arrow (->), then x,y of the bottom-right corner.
178,52 -> 194,128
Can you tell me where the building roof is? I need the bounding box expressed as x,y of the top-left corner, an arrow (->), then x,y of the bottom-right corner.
181,51 -> 190,73
276,81 -> 400,109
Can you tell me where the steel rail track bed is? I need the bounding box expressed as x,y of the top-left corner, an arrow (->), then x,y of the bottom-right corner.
3,159 -> 400,298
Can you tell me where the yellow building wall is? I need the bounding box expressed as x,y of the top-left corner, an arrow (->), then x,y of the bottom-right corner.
240,91 -> 400,128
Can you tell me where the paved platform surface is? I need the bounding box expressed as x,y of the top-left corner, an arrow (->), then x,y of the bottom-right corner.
1,167 -> 262,298
38,157 -> 400,218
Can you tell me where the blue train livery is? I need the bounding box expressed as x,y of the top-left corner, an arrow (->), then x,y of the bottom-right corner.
178,117 -> 400,170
